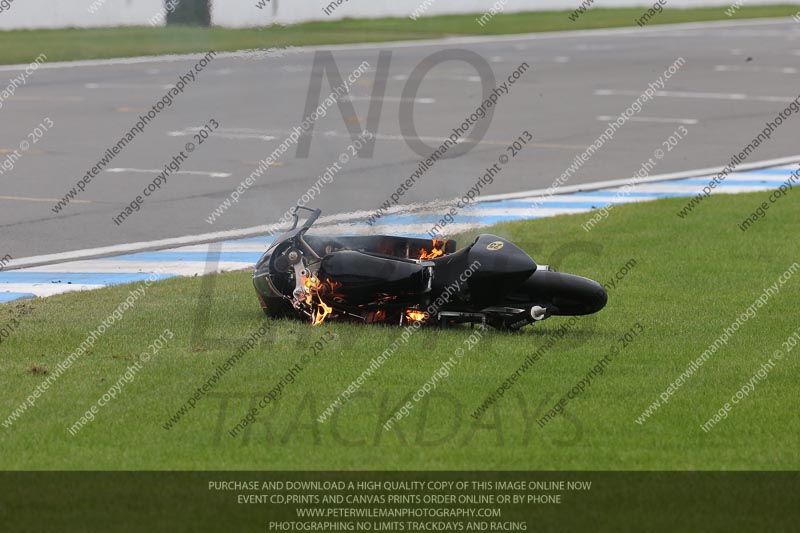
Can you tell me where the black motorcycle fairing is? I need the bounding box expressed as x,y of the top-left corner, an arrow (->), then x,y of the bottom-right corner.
303,235 -> 456,259
466,235 -> 538,278
507,270 -> 608,316
318,250 -> 432,305
429,235 -> 537,310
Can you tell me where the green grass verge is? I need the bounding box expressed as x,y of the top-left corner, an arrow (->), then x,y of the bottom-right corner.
1,191 -> 798,470
0,5 -> 798,64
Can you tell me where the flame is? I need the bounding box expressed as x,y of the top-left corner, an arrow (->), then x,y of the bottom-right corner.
405,309 -> 428,323
312,299 -> 333,326
302,275 -> 335,326
419,239 -> 445,260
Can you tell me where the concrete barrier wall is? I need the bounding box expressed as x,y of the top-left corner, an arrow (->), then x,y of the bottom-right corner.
0,0 -> 164,30
0,0 -> 794,30
213,0 -> 793,27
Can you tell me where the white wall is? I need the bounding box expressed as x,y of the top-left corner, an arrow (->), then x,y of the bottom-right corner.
0,0 -> 164,30
0,0 -> 795,30
213,0 -> 797,27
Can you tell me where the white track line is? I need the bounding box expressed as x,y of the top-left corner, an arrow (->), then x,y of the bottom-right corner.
106,168 -> 232,178
85,83 -> 175,89
478,155 -> 800,202
714,65 -> 798,74
5,155 -> 800,271
622,184 -> 770,194
343,96 -> 435,104
0,283 -> 104,297
168,130 -> 277,141
595,115 -> 698,125
168,127 -> 278,141
522,195 -> 656,205
392,74 -> 481,82
168,242 -> 270,253
595,89 -> 798,103
24,261 -> 255,275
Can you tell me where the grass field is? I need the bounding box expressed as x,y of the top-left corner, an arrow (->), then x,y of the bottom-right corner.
1,192 -> 798,471
0,4 -> 798,64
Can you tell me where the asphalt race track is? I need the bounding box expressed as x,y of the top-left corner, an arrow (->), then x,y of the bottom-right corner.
1,17 -> 799,258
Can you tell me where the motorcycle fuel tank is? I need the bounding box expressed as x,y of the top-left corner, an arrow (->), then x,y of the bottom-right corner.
463,235 -> 538,308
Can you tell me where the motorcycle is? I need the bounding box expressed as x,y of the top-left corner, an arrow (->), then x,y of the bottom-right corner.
253,207 -> 607,330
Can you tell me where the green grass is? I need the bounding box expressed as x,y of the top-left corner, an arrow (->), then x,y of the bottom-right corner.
0,4 -> 798,64
1,191 -> 798,471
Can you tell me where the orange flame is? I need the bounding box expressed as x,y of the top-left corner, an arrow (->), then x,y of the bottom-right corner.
405,309 -> 428,323
419,239 -> 445,260
303,276 -> 335,326
312,299 -> 333,326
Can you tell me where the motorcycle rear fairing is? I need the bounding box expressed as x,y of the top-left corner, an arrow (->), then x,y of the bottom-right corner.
318,250 -> 433,305
303,234 -> 457,259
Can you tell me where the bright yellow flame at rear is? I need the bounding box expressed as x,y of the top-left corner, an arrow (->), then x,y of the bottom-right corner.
405,309 -> 428,323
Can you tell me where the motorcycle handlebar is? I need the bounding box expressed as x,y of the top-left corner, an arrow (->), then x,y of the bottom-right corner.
290,206 -> 322,230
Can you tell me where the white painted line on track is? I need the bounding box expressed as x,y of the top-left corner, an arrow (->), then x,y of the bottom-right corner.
0,283 -> 104,297
477,155 -> 800,203
167,242 -> 269,253
106,168 -> 232,178
719,174 -> 793,182
595,115 -> 698,125
5,155 -> 800,272
392,74 -> 481,82
595,89 -> 799,103
191,127 -> 275,134
24,261 -> 255,275
622,184 -> 770,194
85,82 -> 175,89
167,130 -> 277,141
343,96 -> 435,104
0,194 -> 92,204
325,131 -> 467,144
714,65 -> 798,74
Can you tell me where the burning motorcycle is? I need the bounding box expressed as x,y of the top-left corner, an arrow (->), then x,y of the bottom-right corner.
253,207 -> 607,330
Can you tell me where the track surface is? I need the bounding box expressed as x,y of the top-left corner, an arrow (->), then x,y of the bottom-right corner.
1,18 -> 799,258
